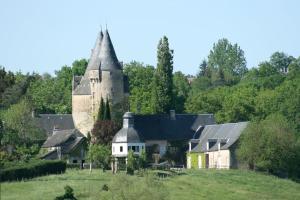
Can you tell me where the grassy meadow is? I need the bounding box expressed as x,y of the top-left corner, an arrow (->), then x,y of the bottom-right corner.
1,169 -> 300,200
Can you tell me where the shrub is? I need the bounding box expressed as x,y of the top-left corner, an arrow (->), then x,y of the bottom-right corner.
0,160 -> 66,182
55,185 -> 77,200
102,184 -> 109,191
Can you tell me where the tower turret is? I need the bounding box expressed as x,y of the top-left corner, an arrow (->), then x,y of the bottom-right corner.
99,30 -> 125,106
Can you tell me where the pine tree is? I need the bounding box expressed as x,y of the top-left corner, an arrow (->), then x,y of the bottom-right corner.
152,36 -> 174,113
104,97 -> 111,120
97,97 -> 105,120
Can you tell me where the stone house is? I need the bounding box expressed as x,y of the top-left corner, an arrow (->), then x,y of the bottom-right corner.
35,114 -> 86,164
112,111 -> 216,165
41,129 -> 86,164
187,122 -> 248,169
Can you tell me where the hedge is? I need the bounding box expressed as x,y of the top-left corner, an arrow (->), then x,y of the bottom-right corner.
0,160 -> 66,182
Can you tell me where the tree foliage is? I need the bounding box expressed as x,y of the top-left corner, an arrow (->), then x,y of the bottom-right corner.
206,38 -> 247,85
2,99 -> 45,145
173,71 -> 190,113
91,120 -> 120,146
87,144 -> 111,171
124,61 -> 155,114
237,114 -> 299,178
152,36 -> 174,113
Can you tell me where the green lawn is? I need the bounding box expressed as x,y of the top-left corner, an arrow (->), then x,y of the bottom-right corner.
1,169 -> 299,200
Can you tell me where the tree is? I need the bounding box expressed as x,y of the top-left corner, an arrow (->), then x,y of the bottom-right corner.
2,99 -> 45,145
139,149 -> 147,170
72,59 -> 88,76
207,38 -> 247,85
173,71 -> 190,113
0,66 -> 15,97
152,36 -> 174,113
127,150 -> 136,175
87,144 -> 111,172
97,97 -> 105,120
27,65 -> 73,114
91,120 -> 120,146
104,98 -> 111,120
197,59 -> 209,78
124,61 -> 155,114
270,52 -> 294,72
237,114 -> 297,176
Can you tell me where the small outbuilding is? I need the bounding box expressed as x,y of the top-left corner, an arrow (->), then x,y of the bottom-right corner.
41,128 -> 86,165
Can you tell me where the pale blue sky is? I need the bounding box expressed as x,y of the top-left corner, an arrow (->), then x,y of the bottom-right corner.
0,0 -> 299,75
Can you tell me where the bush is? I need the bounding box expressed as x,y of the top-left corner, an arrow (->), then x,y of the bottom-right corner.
55,185 -> 77,200
0,160 -> 66,182
66,163 -> 81,170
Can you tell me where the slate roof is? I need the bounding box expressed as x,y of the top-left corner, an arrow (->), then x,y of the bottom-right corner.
42,129 -> 83,148
35,114 -> 75,136
99,30 -> 122,71
85,31 -> 103,71
113,112 -> 142,143
125,113 -> 215,141
72,29 -> 124,95
112,127 -> 141,143
41,134 -> 85,160
73,76 -> 91,95
190,122 -> 248,152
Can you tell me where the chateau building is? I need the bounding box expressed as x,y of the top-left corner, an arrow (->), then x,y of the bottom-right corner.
72,30 -> 129,136
37,29 -> 128,163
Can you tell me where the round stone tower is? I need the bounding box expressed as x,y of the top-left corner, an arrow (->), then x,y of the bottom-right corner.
99,30 -> 125,106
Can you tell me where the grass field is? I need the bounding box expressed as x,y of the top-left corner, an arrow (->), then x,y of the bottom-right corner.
1,169 -> 300,200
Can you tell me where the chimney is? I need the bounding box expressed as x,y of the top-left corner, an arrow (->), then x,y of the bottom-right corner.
123,112 -> 134,128
53,125 -> 60,135
170,110 -> 176,120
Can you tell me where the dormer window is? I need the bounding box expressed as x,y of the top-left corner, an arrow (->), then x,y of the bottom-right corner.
207,139 -> 217,150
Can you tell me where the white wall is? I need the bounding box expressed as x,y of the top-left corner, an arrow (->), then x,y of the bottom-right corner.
112,142 -> 145,157
207,150 -> 230,169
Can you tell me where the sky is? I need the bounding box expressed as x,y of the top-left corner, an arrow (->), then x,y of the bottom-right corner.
0,0 -> 300,76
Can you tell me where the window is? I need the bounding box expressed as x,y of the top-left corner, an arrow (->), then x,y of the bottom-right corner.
132,146 -> 136,152
73,160 -> 78,164
120,146 -> 123,152
113,146 -> 115,153
136,146 -> 140,152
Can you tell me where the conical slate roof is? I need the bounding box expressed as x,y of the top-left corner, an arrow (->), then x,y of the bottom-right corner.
99,30 -> 122,71
85,31 -> 103,73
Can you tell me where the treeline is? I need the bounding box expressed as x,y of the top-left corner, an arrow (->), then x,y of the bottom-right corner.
0,59 -> 88,163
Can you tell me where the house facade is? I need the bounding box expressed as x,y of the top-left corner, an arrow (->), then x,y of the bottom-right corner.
187,122 -> 248,169
112,111 -> 216,165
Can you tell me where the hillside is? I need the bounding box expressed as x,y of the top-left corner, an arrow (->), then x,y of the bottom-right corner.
1,169 -> 300,200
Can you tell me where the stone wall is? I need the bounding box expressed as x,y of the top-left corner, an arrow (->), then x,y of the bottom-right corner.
72,95 -> 93,136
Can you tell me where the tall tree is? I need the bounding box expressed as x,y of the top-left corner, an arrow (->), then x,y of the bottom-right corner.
197,59 -> 209,78
97,97 -> 105,120
173,71 -> 190,113
152,36 -> 174,113
207,38 -> 247,85
104,98 -> 111,120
